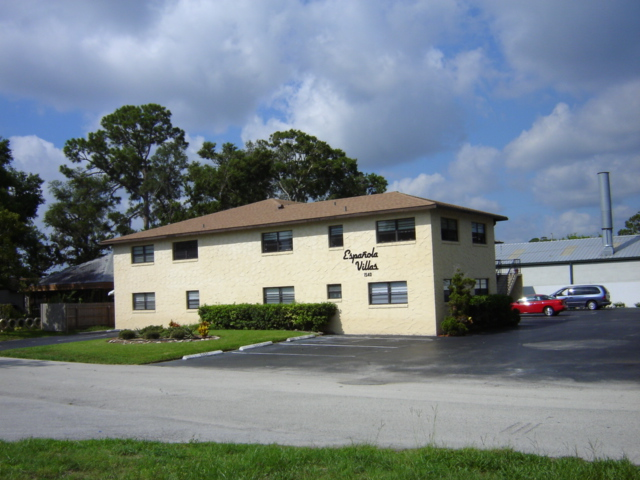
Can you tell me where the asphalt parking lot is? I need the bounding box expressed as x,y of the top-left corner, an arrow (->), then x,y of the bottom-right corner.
157,308 -> 640,384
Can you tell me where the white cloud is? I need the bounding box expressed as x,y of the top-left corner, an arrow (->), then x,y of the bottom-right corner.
484,0 -> 640,92
389,172 -> 446,198
0,0 -> 490,168
8,135 -> 67,216
505,81 -> 640,170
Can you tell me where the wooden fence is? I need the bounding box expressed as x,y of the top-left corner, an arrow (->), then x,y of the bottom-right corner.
41,303 -> 115,332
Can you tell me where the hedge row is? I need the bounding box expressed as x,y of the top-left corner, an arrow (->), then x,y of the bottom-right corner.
469,294 -> 520,330
198,303 -> 338,332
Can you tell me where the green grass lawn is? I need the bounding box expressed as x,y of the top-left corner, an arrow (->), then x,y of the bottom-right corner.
0,329 -> 68,342
0,330 -> 311,364
0,439 -> 637,480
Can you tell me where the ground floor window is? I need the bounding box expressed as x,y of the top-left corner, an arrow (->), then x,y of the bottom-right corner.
443,279 -> 451,302
475,278 -> 489,295
369,281 -> 408,305
186,290 -> 200,309
133,292 -> 155,310
263,286 -> 295,304
327,284 -> 342,299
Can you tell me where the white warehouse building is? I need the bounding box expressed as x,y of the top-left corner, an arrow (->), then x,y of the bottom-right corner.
495,235 -> 640,307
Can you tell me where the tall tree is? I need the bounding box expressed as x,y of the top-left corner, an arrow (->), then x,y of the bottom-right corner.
44,167 -> 129,266
63,104 -> 188,230
0,138 -> 51,287
184,141 -> 273,217
618,211 -> 640,235
251,130 -> 387,203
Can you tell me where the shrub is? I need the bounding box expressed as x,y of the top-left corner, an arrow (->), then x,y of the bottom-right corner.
138,325 -> 164,338
635,302 -> 640,308
199,303 -> 337,331
119,329 -> 136,340
169,327 -> 192,340
613,302 -> 626,308
469,294 -> 520,330
0,304 -> 21,319
441,316 -> 468,336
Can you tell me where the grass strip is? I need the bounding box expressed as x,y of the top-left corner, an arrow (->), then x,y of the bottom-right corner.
0,439 -> 637,480
0,330 -> 310,365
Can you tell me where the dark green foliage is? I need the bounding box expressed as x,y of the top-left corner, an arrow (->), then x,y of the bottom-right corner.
62,103 -> 189,231
470,294 -> 520,330
137,325 -> 164,339
118,329 -> 136,340
198,303 -> 338,332
0,304 -> 21,319
441,316 -> 469,336
0,138 -> 52,286
618,211 -> 640,235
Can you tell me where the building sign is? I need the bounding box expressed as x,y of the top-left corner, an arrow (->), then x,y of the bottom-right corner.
343,248 -> 379,272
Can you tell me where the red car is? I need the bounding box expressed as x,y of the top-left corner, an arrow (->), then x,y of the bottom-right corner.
511,295 -> 567,316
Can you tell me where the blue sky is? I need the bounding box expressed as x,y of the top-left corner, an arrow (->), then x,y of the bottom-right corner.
1,0 -> 639,243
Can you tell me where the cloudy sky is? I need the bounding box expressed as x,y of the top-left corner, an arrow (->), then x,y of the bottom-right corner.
1,0 -> 639,243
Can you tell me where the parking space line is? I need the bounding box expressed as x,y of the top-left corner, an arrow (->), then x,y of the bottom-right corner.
281,343 -> 398,349
231,352 -> 357,358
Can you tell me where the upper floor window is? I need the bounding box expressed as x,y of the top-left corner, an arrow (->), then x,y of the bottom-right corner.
328,225 -> 344,248
327,284 -> 342,299
186,290 -> 200,309
133,292 -> 155,310
369,281 -> 408,305
263,286 -> 295,304
262,231 -> 293,253
376,218 -> 415,243
472,222 -> 486,244
441,218 -> 458,242
475,278 -> 489,295
132,245 -> 154,264
173,240 -> 198,260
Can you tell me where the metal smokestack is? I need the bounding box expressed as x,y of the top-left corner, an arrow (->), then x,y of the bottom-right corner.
598,172 -> 614,256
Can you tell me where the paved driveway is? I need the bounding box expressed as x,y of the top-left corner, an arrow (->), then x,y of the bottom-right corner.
1,308 -> 638,463
158,309 -> 640,384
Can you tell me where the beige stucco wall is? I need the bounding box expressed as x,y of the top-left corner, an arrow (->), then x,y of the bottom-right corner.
112,209 -> 499,336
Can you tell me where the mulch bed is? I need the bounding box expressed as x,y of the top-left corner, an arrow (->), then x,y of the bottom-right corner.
108,336 -> 219,344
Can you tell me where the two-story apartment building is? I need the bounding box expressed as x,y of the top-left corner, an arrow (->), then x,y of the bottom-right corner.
103,192 -> 507,335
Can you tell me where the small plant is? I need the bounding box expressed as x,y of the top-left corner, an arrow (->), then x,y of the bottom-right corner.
169,327 -> 194,340
613,302 -> 626,308
198,320 -> 210,338
441,316 -> 468,336
119,329 -> 136,340
168,320 -> 181,328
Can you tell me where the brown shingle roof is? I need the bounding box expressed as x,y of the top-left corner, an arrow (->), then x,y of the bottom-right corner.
102,192 -> 508,245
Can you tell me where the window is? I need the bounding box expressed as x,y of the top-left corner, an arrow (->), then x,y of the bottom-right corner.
441,218 -> 458,242
443,279 -> 451,302
376,218 -> 416,243
132,245 -> 154,263
262,231 -> 293,253
472,222 -> 486,244
133,292 -> 155,310
186,291 -> 200,309
369,282 -> 408,305
173,240 -> 198,260
263,286 -> 295,304
327,284 -> 342,299
328,225 -> 344,248
475,279 -> 489,295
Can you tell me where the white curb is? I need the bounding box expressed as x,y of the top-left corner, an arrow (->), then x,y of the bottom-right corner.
286,334 -> 317,342
182,350 -> 223,360
238,341 -> 273,351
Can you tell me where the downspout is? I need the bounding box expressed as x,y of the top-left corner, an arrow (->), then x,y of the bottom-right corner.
598,172 -> 615,256
569,262 -> 574,285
